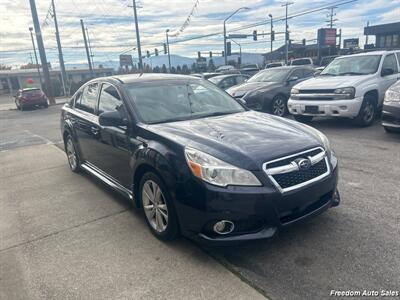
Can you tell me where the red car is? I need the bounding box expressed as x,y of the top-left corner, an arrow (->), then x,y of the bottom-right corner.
15,88 -> 48,110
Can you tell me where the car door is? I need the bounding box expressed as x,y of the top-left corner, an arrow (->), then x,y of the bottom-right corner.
73,82 -> 100,163
92,82 -> 132,188
379,53 -> 399,103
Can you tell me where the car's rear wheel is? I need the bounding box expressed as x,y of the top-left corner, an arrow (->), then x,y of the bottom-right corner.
354,94 -> 376,127
271,95 -> 288,117
139,172 -> 179,241
65,135 -> 80,172
294,115 -> 313,123
42,102 -> 49,108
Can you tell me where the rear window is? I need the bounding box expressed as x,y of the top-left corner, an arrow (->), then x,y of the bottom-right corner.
22,89 -> 41,96
291,59 -> 312,65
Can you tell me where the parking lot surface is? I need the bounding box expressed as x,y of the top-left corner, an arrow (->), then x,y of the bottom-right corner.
1,104 -> 399,299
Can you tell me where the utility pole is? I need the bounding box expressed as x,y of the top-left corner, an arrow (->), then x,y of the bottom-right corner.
166,29 -> 171,72
268,14 -> 273,53
80,19 -> 93,77
282,2 -> 293,65
29,27 -> 42,91
29,52 -> 33,64
86,27 -> 95,68
327,6 -> 338,28
52,0 -> 67,96
132,0 -> 143,71
29,0 -> 54,104
231,39 -> 242,66
365,21 -> 369,45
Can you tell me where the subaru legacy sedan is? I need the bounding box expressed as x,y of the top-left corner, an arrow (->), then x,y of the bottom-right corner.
60,74 -> 340,245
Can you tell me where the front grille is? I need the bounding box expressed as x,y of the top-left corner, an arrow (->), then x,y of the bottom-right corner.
273,160 -> 328,189
299,89 -> 335,94
263,147 -> 330,193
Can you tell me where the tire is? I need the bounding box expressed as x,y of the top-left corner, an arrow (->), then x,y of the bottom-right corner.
270,95 -> 288,117
65,134 -> 81,172
354,94 -> 376,127
43,102 -> 49,108
139,172 -> 179,241
294,115 -> 313,123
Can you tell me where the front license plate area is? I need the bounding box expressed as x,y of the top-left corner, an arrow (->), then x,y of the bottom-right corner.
305,105 -> 319,114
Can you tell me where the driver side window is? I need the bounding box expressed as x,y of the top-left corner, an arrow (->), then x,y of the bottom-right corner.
382,54 -> 398,74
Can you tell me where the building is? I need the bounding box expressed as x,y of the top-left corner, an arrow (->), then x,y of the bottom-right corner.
364,22 -> 400,49
0,67 -> 114,95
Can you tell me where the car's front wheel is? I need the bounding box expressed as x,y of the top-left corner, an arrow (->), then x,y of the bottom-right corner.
354,94 -> 376,127
139,172 -> 179,241
65,135 -> 80,172
271,95 -> 288,117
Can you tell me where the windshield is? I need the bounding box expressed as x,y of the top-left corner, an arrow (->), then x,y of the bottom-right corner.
126,80 -> 245,124
22,89 -> 41,96
208,77 -> 223,84
248,68 -> 289,83
291,59 -> 311,65
321,55 -> 382,76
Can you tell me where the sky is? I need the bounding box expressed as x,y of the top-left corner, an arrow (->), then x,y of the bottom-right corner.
0,0 -> 399,69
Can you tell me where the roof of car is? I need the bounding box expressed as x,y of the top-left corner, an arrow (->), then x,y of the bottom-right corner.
210,74 -> 244,79
262,66 -> 313,71
20,87 -> 40,91
107,73 -> 199,84
342,50 -> 399,57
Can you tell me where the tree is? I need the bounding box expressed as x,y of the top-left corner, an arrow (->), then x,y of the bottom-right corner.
176,65 -> 182,74
182,64 -> 190,74
143,63 -> 152,73
207,59 -> 216,72
170,66 -> 176,74
191,62 -> 198,73
153,66 -> 161,73
20,63 -> 40,70
161,64 -> 167,73
0,64 -> 11,70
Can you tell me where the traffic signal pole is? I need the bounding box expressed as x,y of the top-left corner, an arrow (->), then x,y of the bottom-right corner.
28,0 -> 54,104
132,0 -> 143,71
52,0 -> 67,96
80,19 -> 93,77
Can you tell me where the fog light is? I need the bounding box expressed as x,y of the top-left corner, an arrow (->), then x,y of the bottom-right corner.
331,189 -> 341,207
213,220 -> 234,235
339,106 -> 347,110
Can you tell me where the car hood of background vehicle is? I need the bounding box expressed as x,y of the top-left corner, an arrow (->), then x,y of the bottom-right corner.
227,82 -> 281,97
147,111 -> 322,170
294,74 -> 371,90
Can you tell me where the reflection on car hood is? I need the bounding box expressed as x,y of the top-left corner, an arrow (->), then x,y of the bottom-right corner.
227,82 -> 281,97
294,74 -> 371,90
147,111 -> 322,170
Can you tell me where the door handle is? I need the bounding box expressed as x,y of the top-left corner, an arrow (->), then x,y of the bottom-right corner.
90,126 -> 99,135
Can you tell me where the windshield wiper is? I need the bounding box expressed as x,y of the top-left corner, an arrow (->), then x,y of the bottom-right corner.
337,72 -> 365,76
199,111 -> 240,118
148,116 -> 192,124
320,73 -> 337,76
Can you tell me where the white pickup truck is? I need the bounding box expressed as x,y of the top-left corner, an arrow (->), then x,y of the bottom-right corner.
288,51 -> 400,126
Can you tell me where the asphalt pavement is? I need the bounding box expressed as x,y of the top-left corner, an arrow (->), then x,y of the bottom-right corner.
0,104 -> 399,299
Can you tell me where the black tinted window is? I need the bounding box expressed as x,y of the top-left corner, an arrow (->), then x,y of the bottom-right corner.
303,68 -> 315,77
98,83 -> 122,114
290,69 -> 304,79
382,54 -> 398,73
236,75 -> 247,84
76,83 -> 98,114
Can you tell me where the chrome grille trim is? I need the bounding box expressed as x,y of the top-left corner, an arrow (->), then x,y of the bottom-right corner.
263,147 -> 331,193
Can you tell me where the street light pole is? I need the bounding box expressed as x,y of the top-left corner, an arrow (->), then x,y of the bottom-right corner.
52,0 -> 67,96
166,29 -> 171,72
268,14 -> 273,53
230,39 -> 242,66
282,2 -> 293,65
223,7 -> 249,65
29,27 -> 43,91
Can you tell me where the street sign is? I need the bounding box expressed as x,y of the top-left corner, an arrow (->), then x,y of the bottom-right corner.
318,28 -> 337,46
343,38 -> 359,49
228,34 -> 248,39
119,54 -> 133,67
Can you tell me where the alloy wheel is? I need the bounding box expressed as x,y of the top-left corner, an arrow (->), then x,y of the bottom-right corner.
363,100 -> 375,124
272,97 -> 286,116
66,138 -> 78,170
142,180 -> 169,233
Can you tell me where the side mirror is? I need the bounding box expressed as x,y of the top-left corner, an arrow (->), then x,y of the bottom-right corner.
288,76 -> 299,82
99,111 -> 128,127
236,98 -> 247,106
314,71 -> 321,76
381,68 -> 394,77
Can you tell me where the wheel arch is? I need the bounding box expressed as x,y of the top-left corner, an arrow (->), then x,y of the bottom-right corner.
364,89 -> 379,106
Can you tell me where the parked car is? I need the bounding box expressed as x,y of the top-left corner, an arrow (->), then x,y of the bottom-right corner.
215,65 -> 235,72
290,57 -> 314,67
226,66 -> 315,116
382,80 -> 400,133
61,73 -> 340,245
15,88 -> 48,110
319,55 -> 339,68
191,72 -> 220,80
265,62 -> 284,68
239,64 -> 260,76
288,50 -> 400,126
208,74 -> 250,90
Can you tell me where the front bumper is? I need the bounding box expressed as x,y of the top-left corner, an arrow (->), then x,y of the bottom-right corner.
288,97 -> 363,118
382,102 -> 400,130
175,163 -> 339,246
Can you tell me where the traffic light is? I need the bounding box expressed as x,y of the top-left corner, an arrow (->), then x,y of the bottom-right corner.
226,42 -> 231,56
155,48 -> 159,56
271,30 -> 275,41
163,43 -> 167,54
253,30 -> 257,41
221,51 -> 225,57
209,51 -> 212,58
302,39 -> 306,46
146,50 -> 150,58
197,51 -> 201,58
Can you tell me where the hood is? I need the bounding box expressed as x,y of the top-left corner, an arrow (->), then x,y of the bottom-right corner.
147,111 -> 322,170
294,74 -> 371,90
227,81 -> 281,98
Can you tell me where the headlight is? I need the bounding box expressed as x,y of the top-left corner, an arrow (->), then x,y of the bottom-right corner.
333,87 -> 355,99
384,89 -> 400,103
291,88 -> 299,95
185,147 -> 262,187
